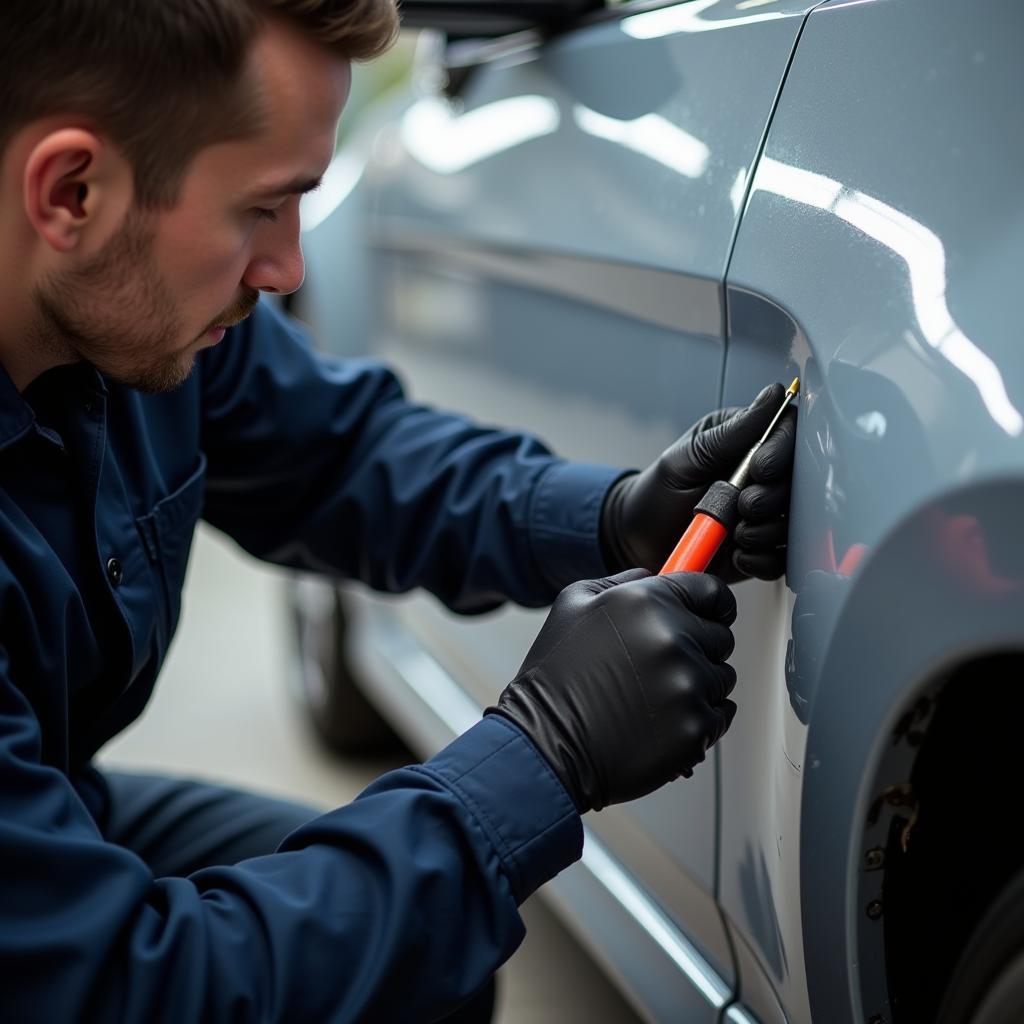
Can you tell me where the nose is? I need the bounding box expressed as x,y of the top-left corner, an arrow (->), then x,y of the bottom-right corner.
242,203 -> 305,296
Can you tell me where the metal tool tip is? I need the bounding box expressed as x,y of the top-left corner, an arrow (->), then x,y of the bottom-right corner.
787,377 -> 800,396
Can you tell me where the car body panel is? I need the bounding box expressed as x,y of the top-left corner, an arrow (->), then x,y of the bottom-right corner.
373,0 -> 822,283
338,4 -> 823,1017
295,0 -> 1024,1019
722,0 -> 1024,1020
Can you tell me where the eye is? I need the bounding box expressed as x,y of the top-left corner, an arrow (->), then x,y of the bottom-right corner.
253,207 -> 279,222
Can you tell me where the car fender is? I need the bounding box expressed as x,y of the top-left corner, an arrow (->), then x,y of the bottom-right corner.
799,474 -> 1024,1024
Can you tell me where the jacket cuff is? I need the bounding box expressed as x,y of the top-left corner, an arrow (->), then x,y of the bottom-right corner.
528,462 -> 627,591
418,716 -> 583,903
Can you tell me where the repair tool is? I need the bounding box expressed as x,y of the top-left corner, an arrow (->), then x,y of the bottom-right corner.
659,379 -> 800,576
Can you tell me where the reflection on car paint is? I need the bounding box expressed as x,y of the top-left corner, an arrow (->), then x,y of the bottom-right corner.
622,0 -> 793,39
581,833 -> 732,1008
573,105 -> 710,179
399,96 -> 560,174
754,156 -> 1024,436
738,842 -> 789,980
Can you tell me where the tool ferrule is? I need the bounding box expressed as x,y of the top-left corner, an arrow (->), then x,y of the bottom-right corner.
693,480 -> 741,530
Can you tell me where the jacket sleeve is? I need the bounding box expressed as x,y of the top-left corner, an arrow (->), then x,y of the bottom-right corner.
0,650 -> 582,1022
198,301 -> 623,612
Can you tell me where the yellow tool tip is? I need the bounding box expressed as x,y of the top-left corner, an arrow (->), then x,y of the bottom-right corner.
787,377 -> 800,396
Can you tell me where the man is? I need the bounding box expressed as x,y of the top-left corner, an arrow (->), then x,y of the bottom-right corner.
0,2 -> 796,1021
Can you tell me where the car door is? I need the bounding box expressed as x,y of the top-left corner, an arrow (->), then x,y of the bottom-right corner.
305,1 -> 828,1019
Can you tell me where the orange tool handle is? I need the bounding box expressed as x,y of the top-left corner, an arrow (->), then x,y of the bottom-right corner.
659,513 -> 729,575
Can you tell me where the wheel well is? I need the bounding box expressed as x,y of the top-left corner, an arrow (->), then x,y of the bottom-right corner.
882,652 -> 1024,1023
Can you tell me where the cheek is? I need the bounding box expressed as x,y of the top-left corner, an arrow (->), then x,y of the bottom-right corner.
175,234 -> 252,308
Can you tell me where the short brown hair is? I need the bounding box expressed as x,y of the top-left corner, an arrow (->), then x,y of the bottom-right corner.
0,0 -> 399,207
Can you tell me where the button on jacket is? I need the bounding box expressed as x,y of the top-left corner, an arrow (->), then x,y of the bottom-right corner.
0,300 -> 623,1021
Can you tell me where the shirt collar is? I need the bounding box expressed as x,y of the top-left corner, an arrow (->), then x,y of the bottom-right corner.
0,360 -> 108,451
0,359 -> 34,451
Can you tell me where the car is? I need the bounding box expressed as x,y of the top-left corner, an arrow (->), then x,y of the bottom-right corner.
287,1 -> 1024,1021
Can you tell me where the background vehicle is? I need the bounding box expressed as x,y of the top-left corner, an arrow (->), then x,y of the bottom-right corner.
288,1 -> 1024,1020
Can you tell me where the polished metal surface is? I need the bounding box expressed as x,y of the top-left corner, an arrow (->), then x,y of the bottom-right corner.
371,0 -> 821,286
369,229 -> 721,336
302,0 -> 822,1018
295,0 -> 1024,1019
359,6 -> 819,971
723,1005 -> 762,1024
722,0 -> 1024,1021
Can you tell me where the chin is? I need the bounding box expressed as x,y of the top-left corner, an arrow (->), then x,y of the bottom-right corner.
122,355 -> 197,395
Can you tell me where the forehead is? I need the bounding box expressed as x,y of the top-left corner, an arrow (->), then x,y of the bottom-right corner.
188,18 -> 352,199
251,17 -> 352,147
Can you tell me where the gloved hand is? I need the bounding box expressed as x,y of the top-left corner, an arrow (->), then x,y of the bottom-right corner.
600,382 -> 797,583
488,568 -> 737,813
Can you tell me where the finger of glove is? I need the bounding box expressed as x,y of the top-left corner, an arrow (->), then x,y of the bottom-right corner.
670,705 -> 720,774
706,661 -> 738,704
737,481 -> 790,521
749,406 -> 797,484
691,700 -> 736,755
567,567 -> 650,603
707,545 -> 747,585
711,699 -> 738,745
732,548 -> 786,581
734,518 -> 789,552
600,567 -> 652,587
657,407 -> 741,489
684,406 -> 737,437
674,742 -> 707,779
529,569 -> 653,668
660,571 -> 737,626
687,383 -> 786,475
555,568 -> 652,628
681,616 -> 736,664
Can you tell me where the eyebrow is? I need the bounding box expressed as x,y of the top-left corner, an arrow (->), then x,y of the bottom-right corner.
251,175 -> 324,201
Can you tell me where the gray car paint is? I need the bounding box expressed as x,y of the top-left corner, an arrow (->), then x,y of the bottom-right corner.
372,0 -> 824,284
296,0 -> 1024,1019
296,1 -> 825,1020
723,0 -> 1024,1020
350,3 -> 823,1018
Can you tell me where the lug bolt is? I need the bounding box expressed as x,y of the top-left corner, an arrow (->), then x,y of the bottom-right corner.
866,900 -> 884,921
865,848 -> 885,871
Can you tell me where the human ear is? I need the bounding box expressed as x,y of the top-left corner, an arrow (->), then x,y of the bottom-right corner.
23,128 -> 131,253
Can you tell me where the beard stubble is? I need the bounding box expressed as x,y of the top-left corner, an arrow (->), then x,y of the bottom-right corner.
32,210 -> 258,394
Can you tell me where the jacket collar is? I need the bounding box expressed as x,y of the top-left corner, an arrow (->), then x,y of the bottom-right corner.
0,359 -> 108,452
0,360 -> 34,451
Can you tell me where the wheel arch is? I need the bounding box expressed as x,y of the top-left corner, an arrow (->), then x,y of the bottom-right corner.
796,475 -> 1024,1023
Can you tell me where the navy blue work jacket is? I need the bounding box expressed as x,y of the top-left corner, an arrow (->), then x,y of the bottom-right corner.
0,300 -> 623,1021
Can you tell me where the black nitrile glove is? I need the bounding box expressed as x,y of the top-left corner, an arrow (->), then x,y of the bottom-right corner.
600,382 -> 798,583
488,569 -> 737,813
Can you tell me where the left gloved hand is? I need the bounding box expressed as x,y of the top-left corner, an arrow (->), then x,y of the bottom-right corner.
489,568 -> 738,812
600,382 -> 797,583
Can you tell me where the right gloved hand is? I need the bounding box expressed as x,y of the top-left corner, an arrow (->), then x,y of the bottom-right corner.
600,383 -> 797,583
487,568 -> 738,813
